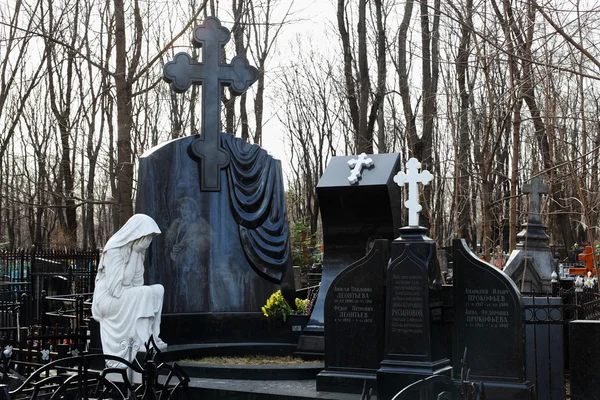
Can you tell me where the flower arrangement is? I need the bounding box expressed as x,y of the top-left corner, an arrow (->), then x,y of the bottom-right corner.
261,286 -> 320,322
261,290 -> 294,321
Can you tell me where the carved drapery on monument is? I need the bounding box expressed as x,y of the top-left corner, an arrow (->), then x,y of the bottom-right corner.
136,16 -> 293,320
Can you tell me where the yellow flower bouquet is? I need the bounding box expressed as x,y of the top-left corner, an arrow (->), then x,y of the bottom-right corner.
261,290 -> 309,322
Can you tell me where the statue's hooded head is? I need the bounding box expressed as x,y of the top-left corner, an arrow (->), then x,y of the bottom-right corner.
103,214 -> 161,252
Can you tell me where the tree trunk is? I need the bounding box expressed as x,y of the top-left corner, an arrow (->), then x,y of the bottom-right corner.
456,0 -> 472,245
114,0 -> 134,225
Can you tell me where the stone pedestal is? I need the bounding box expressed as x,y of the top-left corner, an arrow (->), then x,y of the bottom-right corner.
503,222 -> 557,294
376,227 -> 451,400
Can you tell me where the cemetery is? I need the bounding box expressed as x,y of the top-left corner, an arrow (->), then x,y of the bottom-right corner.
2,12 -> 600,400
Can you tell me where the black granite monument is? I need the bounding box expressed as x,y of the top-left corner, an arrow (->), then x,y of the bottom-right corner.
453,239 -> 534,400
316,239 -> 388,393
375,226 -> 450,399
373,157 -> 450,400
136,17 -> 294,343
296,153 -> 402,357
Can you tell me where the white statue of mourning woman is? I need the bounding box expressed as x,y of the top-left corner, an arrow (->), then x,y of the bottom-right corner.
92,214 -> 167,368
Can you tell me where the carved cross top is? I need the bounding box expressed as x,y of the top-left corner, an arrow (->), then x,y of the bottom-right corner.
523,176 -> 548,224
163,17 -> 258,191
393,158 -> 433,227
347,153 -> 374,184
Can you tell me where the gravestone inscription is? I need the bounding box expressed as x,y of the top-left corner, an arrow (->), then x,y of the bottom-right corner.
376,158 -> 449,400
453,239 -> 534,400
316,239 -> 388,393
376,227 -> 449,400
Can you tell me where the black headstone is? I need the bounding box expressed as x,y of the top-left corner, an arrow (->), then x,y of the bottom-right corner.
296,153 -> 401,357
570,320 -> 600,399
316,239 -> 388,393
136,134 -> 295,343
139,16 -> 293,345
376,227 -> 450,400
452,239 -> 534,400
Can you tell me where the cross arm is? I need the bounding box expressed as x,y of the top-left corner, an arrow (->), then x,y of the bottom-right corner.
163,53 -> 206,94
219,57 -> 259,95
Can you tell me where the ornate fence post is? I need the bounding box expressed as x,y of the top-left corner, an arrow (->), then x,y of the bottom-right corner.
76,295 -> 85,352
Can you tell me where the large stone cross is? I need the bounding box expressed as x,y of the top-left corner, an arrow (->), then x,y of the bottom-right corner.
393,158 -> 433,227
523,176 -> 548,225
163,17 -> 258,191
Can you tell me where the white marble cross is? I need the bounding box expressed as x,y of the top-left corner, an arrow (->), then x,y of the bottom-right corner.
393,158 -> 433,226
347,153 -> 374,184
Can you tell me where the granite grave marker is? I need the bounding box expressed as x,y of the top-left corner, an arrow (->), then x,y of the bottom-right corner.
316,239 -> 388,393
136,16 -> 295,344
453,238 -> 534,400
296,153 -> 401,357
376,158 -> 450,400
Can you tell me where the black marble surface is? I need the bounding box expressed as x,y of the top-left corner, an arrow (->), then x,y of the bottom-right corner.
136,133 -> 294,319
452,238 -> 525,382
298,154 -> 401,357
376,227 -> 450,400
316,239 -> 388,393
570,320 -> 600,400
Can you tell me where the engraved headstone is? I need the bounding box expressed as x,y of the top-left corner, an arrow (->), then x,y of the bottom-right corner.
376,159 -> 450,400
296,154 -> 402,358
316,239 -> 388,394
376,228 -> 449,400
453,239 -> 534,399
136,17 -> 294,344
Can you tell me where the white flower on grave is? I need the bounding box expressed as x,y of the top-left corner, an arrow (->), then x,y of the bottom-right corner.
3,346 -> 12,358
41,349 -> 50,361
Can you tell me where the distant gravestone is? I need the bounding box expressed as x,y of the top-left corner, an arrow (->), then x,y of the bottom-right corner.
296,153 -> 401,357
316,239 -> 388,393
453,239 -> 534,400
136,16 -> 294,343
376,158 -> 449,400
503,176 -> 556,294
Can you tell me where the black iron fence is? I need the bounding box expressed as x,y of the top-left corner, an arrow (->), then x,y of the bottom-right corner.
0,338 -> 189,400
0,249 -> 98,330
